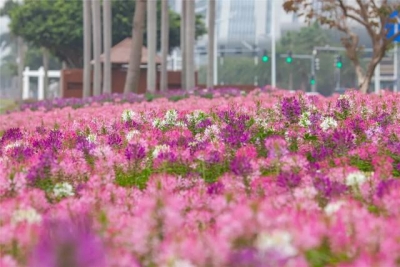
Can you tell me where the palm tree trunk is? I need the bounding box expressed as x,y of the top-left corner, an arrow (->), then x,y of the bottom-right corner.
207,0 -> 215,89
92,0 -> 102,96
160,0 -> 169,92
124,0 -> 146,94
147,0 -> 157,93
185,0 -> 195,91
42,47 -> 49,99
180,0 -> 186,90
83,0 -> 92,97
103,0 -> 112,94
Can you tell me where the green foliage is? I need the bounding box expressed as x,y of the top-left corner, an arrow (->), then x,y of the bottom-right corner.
8,0 -> 206,68
305,238 -> 350,267
33,178 -> 54,192
304,133 -> 318,141
198,161 -> 229,183
349,156 -> 374,172
115,166 -> 152,189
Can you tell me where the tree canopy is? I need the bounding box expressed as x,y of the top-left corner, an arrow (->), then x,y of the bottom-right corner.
283,0 -> 400,93
7,0 -> 206,68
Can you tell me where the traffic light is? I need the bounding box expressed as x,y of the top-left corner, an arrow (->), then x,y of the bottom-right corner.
310,75 -> 316,85
286,51 -> 293,64
315,58 -> 320,71
336,55 -> 343,69
262,49 -> 269,62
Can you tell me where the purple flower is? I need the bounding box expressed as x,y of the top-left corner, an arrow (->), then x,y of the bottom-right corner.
42,130 -> 63,151
336,97 -> 351,112
1,128 -> 23,143
10,145 -> 34,162
75,136 -> 96,154
36,126 -> 47,135
196,118 -> 212,130
277,172 -> 301,189
26,150 -> 55,183
125,143 -> 146,161
207,181 -> 224,195
230,155 -> 252,177
205,150 -> 222,164
227,247 -> 289,267
107,133 -> 122,147
313,176 -> 347,198
281,97 -> 301,123
29,216 -> 106,267
376,179 -> 395,198
332,128 -> 354,154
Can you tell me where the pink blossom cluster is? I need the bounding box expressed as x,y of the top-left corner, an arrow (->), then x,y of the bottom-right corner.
1,89 -> 400,267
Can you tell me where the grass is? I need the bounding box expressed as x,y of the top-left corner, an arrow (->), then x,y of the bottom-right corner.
0,99 -> 18,114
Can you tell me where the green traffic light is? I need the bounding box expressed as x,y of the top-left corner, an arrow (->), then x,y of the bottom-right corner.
262,56 -> 269,62
310,79 -> 316,85
286,57 -> 292,64
336,62 -> 343,69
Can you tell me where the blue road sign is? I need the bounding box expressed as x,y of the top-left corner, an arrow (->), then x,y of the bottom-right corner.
387,11 -> 400,43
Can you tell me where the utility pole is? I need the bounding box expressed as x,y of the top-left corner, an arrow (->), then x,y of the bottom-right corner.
396,42 -> 399,92
271,0 -> 276,88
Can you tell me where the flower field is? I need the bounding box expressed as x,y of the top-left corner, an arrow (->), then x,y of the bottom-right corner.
1,89 -> 400,267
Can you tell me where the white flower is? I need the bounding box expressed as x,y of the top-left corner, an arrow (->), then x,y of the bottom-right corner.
298,111 -> 311,127
86,133 -> 97,143
126,130 -> 140,141
11,207 -> 42,225
254,117 -> 269,129
345,171 -> 367,186
166,259 -> 196,267
320,117 -> 338,131
324,201 -> 345,216
255,231 -> 297,257
121,109 -> 135,122
152,144 -> 170,158
53,182 -> 75,198
175,121 -> 187,128
203,125 -> 220,141
186,110 -> 206,123
4,141 -> 23,151
164,109 -> 178,124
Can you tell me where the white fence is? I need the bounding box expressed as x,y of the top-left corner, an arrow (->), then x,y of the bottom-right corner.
23,67 -> 61,100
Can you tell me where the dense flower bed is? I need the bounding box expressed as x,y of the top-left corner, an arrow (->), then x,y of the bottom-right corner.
1,89 -> 400,267
19,88 -> 249,112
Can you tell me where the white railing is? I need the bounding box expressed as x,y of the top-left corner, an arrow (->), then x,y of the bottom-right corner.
23,67 -> 61,100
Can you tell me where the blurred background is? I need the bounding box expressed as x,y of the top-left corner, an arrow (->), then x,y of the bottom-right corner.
0,0 -> 398,104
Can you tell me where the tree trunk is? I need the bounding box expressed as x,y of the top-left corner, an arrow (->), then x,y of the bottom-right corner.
124,0 -> 146,94
207,0 -> 215,89
180,0 -> 186,90
160,0 -> 169,92
147,0 -> 157,93
92,0 -> 102,96
185,0 -> 195,91
17,37 -> 26,102
42,47 -> 49,99
103,0 -> 112,94
83,0 -> 92,97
